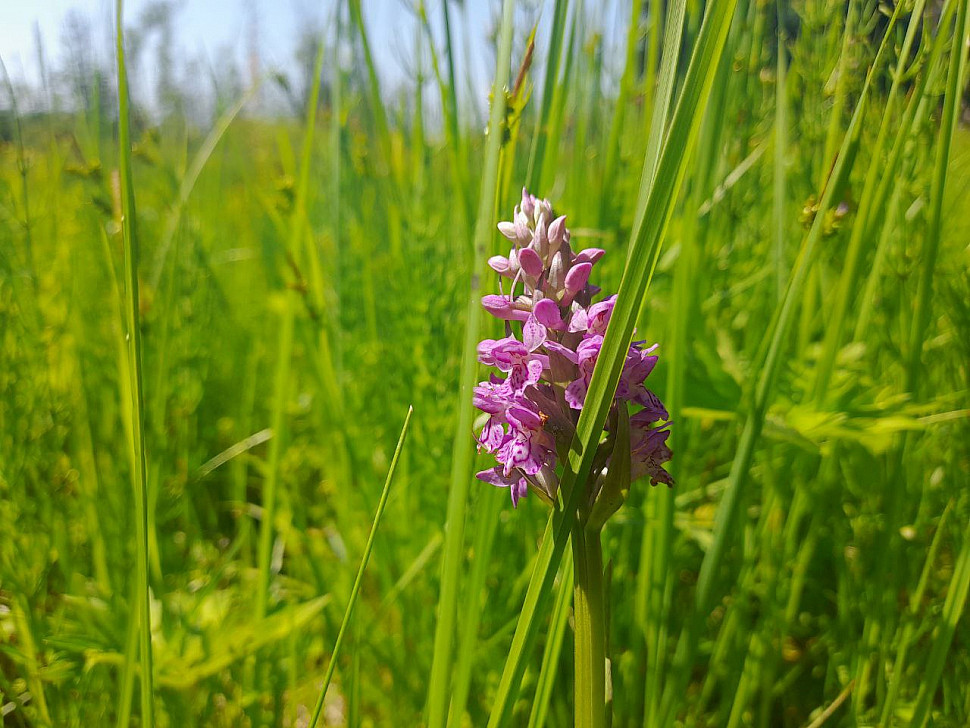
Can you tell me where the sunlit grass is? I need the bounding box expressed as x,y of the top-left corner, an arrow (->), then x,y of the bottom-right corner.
0,1 -> 969,726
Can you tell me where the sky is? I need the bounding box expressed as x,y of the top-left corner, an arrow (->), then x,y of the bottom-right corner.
0,0 -> 629,121
0,1 -> 498,111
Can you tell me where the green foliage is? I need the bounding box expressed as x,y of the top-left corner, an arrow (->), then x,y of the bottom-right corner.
1,1 -> 969,726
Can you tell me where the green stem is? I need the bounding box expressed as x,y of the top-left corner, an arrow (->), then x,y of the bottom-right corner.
115,0 -> 154,723
573,524 -> 607,728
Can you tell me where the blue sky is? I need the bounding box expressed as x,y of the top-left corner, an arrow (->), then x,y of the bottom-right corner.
1,1 -> 497,107
1,1 -> 628,119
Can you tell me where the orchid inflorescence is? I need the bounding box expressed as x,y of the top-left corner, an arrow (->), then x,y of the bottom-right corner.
474,189 -> 673,511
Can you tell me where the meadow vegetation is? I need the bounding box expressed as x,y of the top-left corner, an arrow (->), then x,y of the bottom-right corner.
1,0 -> 969,725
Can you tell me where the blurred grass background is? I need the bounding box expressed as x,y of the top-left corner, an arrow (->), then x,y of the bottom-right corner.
1,0 -> 969,726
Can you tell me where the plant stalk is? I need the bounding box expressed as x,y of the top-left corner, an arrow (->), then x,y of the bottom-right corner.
572,523 -> 607,728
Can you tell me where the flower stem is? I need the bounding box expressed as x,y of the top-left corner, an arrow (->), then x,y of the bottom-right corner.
573,522 -> 607,728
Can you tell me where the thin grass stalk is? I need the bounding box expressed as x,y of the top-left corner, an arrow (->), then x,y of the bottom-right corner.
639,0 -> 686,199
147,83 -> 259,290
114,0 -> 154,722
348,0 -> 404,261
440,0 -> 469,222
10,596 -> 51,725
348,0 -> 395,182
851,1 -> 963,711
641,0 -> 662,128
425,2 -> 515,725
597,0 -> 643,225
811,0 -> 927,403
487,4 -> 740,724
905,0 -> 967,397
448,487 -> 504,725
537,12 -> 579,194
525,0 -> 569,191
880,502 -> 953,724
820,0 -> 857,187
772,4 -> 787,303
643,31 -> 732,726
330,4 -> 345,384
526,548 -> 574,728
897,13 -> 969,725
254,301 -> 294,623
115,579 -> 140,728
853,183 -> 903,341
418,4 -> 471,233
910,514 -> 970,727
307,407 -> 413,728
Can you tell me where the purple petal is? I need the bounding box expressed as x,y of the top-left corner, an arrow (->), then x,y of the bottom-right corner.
523,314 -> 547,351
518,247 -> 544,277
510,477 -> 529,507
567,305 -> 588,333
532,216 -> 548,258
564,262 -> 592,295
499,436 -> 545,476
482,295 -> 530,321
534,298 -> 562,328
477,417 -> 506,452
573,247 -> 606,266
507,404 -> 542,431
633,389 -> 669,422
586,295 -> 617,334
477,466 -> 518,488
565,378 -> 588,409
542,340 -> 578,364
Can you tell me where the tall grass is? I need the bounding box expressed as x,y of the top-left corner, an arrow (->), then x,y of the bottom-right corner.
114,0 -> 154,723
1,1 -> 969,726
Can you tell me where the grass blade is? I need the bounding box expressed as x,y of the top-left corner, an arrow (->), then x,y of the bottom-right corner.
114,0 -> 154,723
307,406 -> 413,728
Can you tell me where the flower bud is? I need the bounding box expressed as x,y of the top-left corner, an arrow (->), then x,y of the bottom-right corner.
514,210 -> 531,245
488,255 -> 512,277
497,221 -> 517,240
533,213 -> 548,258
521,188 -> 535,218
546,249 -> 567,297
548,215 -> 567,254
